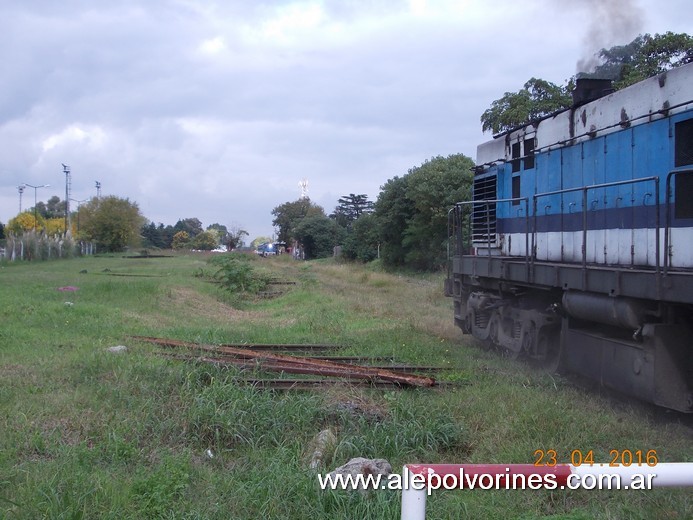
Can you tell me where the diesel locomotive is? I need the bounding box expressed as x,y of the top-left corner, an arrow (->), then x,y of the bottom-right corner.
445,63 -> 693,412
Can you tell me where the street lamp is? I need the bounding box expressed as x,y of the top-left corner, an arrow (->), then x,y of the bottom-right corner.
22,183 -> 50,231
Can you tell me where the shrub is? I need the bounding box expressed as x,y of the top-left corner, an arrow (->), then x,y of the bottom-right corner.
209,254 -> 270,293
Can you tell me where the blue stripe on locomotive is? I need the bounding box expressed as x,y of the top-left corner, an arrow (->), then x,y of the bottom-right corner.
496,108 -> 693,235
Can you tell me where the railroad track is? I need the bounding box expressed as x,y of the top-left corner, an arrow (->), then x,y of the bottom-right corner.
131,336 -> 447,389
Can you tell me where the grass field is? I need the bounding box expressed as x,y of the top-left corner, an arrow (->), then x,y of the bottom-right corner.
0,253 -> 691,519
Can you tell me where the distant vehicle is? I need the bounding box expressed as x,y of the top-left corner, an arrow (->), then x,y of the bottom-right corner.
255,242 -> 277,257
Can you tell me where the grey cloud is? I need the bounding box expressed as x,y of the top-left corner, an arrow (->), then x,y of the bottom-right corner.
0,0 -> 687,240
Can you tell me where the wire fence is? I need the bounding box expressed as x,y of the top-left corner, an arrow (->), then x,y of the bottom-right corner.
0,231 -> 95,262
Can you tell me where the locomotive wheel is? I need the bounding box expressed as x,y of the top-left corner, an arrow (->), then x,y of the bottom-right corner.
489,314 -> 499,345
503,323 -> 531,360
537,328 -> 562,373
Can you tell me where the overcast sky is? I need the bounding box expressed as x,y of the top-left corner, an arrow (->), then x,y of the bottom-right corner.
1,0 -> 690,241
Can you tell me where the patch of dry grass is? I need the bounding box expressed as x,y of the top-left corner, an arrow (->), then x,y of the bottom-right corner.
123,286 -> 266,329
291,262 -> 459,341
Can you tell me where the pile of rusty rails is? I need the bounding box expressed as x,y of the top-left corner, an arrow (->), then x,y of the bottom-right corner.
131,336 -> 447,390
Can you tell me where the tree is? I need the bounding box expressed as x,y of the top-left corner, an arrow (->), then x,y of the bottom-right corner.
45,218 -> 66,235
0,221 -> 4,240
592,32 -> 693,88
141,222 -> 165,249
191,230 -> 218,250
480,78 -> 572,134
374,154 -> 474,270
206,223 -> 228,244
228,228 -> 249,250
47,196 -> 66,219
174,218 -> 203,238
481,32 -> 693,134
31,196 -> 66,220
374,175 -> 413,268
171,231 -> 190,249
211,224 -> 249,250
78,196 -> 145,252
293,214 -> 346,259
342,213 -> 379,262
159,224 -> 175,249
405,154 -> 474,270
271,198 -> 325,244
330,194 -> 374,228
6,212 -> 43,234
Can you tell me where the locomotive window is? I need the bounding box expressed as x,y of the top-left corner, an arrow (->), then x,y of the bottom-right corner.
523,138 -> 535,169
512,175 -> 521,205
675,174 -> 693,219
511,142 -> 521,173
675,119 -> 693,167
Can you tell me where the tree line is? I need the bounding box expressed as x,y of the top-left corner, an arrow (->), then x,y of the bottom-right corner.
2,196 -> 248,254
272,153 -> 474,270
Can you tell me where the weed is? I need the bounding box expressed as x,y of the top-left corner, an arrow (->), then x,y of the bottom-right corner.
208,254 -> 271,294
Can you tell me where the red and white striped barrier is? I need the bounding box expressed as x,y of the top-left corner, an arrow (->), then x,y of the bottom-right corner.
401,463 -> 693,520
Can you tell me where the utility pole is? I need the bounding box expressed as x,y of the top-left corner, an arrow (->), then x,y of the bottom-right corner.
95,180 -> 101,198
62,164 -> 71,234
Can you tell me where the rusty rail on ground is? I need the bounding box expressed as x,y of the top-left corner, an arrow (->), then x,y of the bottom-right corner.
133,336 -> 436,387
157,352 -> 447,373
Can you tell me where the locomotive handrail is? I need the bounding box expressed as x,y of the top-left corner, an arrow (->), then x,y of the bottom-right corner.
451,176 -> 664,290
449,197 -> 530,278
532,175 -> 660,292
664,168 -> 693,276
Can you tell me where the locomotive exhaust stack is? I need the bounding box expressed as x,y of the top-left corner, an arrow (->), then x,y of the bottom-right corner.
571,77 -> 614,106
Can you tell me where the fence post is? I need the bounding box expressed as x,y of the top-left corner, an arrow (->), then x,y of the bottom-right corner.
400,463 -> 693,519
400,466 -> 427,520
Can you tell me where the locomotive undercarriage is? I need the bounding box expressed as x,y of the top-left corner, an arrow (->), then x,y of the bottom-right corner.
447,273 -> 693,412
463,288 -> 560,367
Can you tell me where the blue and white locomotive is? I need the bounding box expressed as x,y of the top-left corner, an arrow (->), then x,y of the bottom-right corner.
446,63 -> 693,412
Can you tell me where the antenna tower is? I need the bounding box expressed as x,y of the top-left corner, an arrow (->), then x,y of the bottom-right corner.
299,178 -> 308,199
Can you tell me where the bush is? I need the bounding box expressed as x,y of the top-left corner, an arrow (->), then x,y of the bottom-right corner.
209,254 -> 270,293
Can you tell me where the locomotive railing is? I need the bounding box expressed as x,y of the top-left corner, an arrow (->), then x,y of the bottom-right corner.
447,197 -> 530,279
449,176 -> 668,293
664,168 -> 693,276
532,176 -> 661,292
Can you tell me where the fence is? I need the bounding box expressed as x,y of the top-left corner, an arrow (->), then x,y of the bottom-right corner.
0,231 -> 95,261
400,462 -> 693,520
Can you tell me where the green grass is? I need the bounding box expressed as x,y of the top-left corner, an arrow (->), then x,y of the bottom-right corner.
0,253 -> 691,519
